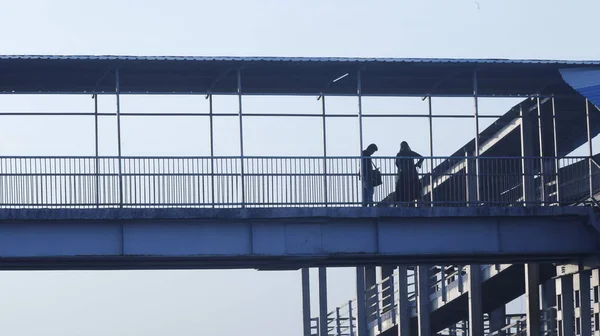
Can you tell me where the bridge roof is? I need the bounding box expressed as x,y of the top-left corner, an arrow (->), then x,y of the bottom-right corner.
1,55 -> 599,95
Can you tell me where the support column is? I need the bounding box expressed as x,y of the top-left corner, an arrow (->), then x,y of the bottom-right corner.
319,267 -> 328,336
556,273 -> 575,336
465,151 -> 478,206
537,96 -> 549,204
416,265 -> 431,336
525,264 -> 541,336
357,70 -> 364,158
382,266 -> 395,313
574,270 -> 591,336
237,69 -> 246,207
93,94 -> 100,208
115,68 -> 124,208
428,96 -> 434,206
302,268 -> 312,336
587,99 -> 594,198
365,266 -> 377,321
468,265 -> 484,336
397,266 -> 410,336
208,94 -> 216,207
472,71 -> 481,203
489,305 -> 506,336
357,267 -> 368,336
520,104 -> 536,205
541,278 -> 557,334
321,96 -> 328,207
592,269 -> 600,336
551,96 -> 561,204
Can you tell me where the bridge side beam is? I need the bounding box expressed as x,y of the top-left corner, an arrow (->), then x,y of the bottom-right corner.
0,208 -> 596,270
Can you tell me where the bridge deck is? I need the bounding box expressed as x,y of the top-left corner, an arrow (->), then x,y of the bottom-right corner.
0,206 -> 597,270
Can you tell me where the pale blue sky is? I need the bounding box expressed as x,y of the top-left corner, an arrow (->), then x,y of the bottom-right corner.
0,1 -> 599,335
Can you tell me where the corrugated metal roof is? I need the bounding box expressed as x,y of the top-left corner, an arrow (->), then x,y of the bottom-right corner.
560,68 -> 600,108
1,55 -> 599,95
1,54 -> 600,65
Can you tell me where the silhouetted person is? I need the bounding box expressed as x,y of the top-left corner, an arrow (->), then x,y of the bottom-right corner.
361,143 -> 379,207
395,141 -> 423,206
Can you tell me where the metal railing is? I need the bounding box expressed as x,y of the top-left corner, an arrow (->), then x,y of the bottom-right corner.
0,156 -> 596,208
317,265 -> 567,336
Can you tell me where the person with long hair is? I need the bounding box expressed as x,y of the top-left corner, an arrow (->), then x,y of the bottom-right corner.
361,143 -> 378,207
395,141 -> 423,206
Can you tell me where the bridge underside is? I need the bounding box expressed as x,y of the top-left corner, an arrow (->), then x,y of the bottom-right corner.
0,207 -> 597,270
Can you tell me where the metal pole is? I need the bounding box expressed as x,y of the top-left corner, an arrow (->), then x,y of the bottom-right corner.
209,94 -> 215,207
428,96 -> 434,206
302,268 -> 312,336
552,96 -> 561,203
356,267 -> 368,336
416,265 -> 431,336
115,68 -> 124,208
397,266 -> 410,336
94,94 -> 100,208
322,96 -> 328,207
587,99 -> 594,198
468,265 -> 484,336
319,267 -> 328,336
525,264 -> 540,336
473,71 -> 480,202
537,97 -> 546,204
237,69 -> 246,207
357,70 -> 364,155
574,270 -> 592,336
592,269 -> 600,336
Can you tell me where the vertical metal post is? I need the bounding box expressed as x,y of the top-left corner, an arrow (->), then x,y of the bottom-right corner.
428,96 -> 434,206
541,278 -> 557,335
356,267 -> 368,336
336,308 -> 342,336
302,268 -> 312,336
587,99 -> 594,198
349,300 -> 355,336
237,69 -> 246,207
537,96 -> 547,204
365,266 -> 377,321
592,269 -> 600,336
209,94 -> 216,207
556,274 -> 575,336
525,264 -> 541,336
574,270 -> 591,336
319,267 -> 328,336
322,96 -> 328,207
521,104 -> 536,205
382,266 -> 395,313
357,70 -> 364,156
466,151 -> 477,206
416,265 -> 431,336
473,71 -> 481,202
468,265 -> 484,336
94,94 -> 100,208
390,269 -> 396,325
552,96 -> 561,204
397,266 -> 410,336
441,265 -> 447,303
457,265 -> 464,293
115,68 -> 124,208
